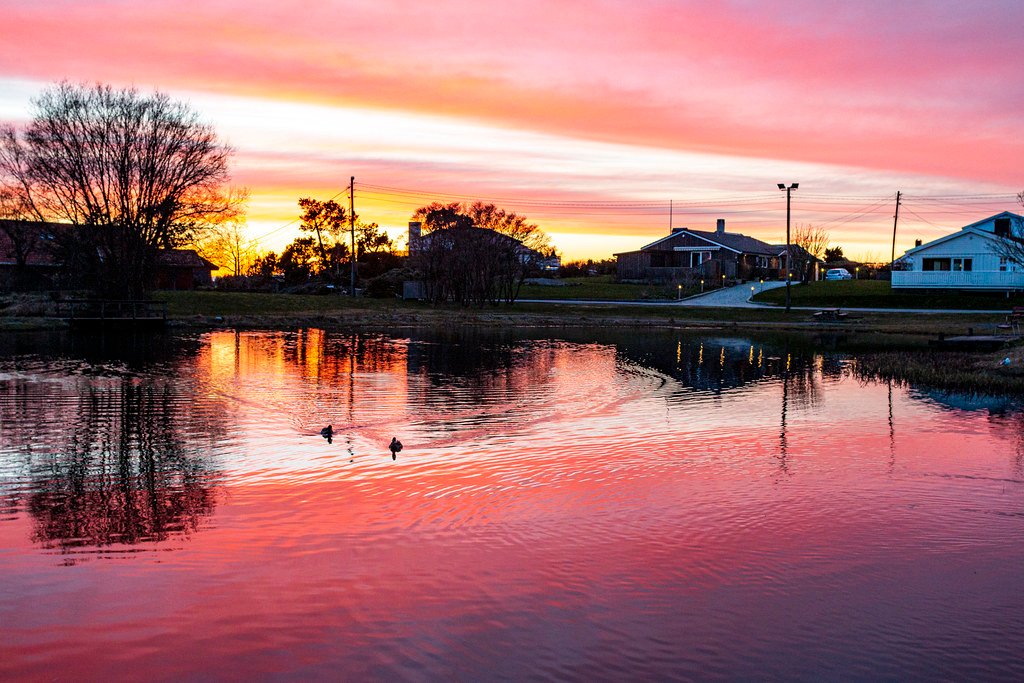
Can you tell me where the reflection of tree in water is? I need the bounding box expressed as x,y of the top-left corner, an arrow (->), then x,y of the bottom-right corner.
0,331 -> 224,553
404,327 -> 555,407
25,380 -> 218,551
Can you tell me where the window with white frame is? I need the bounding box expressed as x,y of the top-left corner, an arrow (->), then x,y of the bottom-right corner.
690,251 -> 710,268
952,258 -> 972,272
1000,257 -> 1009,272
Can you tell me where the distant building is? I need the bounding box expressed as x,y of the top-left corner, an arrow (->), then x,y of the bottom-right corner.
615,219 -> 780,282
0,219 -> 219,291
892,211 -> 1024,291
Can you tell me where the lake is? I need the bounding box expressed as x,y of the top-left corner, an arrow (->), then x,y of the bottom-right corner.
2,327 -> 1024,680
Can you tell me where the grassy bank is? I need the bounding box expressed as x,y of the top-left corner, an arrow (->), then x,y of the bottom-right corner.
752,279 -> 1021,310
517,275 -> 695,301
1,290 -> 1012,337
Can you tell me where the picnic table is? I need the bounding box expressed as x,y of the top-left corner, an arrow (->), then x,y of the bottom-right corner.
813,308 -> 848,321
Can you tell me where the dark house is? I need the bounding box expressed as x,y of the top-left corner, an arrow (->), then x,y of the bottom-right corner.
154,249 -> 219,290
0,219 -> 218,291
615,219 -> 780,282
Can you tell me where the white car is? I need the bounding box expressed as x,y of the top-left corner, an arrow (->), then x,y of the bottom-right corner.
825,268 -> 853,280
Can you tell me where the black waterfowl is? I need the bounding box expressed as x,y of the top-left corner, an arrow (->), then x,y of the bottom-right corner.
389,437 -> 403,460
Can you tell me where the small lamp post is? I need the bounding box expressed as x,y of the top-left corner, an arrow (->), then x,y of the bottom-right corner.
759,278 -> 764,294
677,284 -> 682,300
750,285 -> 755,300
855,266 -> 860,280
700,279 -> 704,293
722,273 -> 726,288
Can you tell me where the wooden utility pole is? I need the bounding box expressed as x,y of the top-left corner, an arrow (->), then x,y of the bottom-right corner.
890,190 -> 902,266
669,199 -> 673,230
349,176 -> 356,297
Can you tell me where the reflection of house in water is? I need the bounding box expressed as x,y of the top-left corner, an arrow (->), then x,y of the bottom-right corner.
591,329 -> 832,396
911,388 -> 1019,415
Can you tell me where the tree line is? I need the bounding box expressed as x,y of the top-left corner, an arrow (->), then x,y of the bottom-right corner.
0,82 -> 558,304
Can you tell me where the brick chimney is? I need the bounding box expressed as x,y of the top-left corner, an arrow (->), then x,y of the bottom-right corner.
716,218 -> 725,235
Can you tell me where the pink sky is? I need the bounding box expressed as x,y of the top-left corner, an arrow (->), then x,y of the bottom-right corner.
1,0 -> 1022,259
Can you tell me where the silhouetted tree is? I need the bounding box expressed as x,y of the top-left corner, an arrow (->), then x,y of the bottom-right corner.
0,82 -> 244,298
824,246 -> 845,263
298,198 -> 349,279
410,201 -> 553,305
792,223 -> 828,282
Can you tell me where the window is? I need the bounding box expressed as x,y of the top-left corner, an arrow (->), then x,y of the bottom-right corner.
1000,257 -> 1009,272
922,257 -> 951,271
690,251 -> 710,268
995,218 -> 1011,237
952,258 -> 972,272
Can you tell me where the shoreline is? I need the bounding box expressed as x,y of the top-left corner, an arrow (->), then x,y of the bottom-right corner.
3,301 -> 1022,395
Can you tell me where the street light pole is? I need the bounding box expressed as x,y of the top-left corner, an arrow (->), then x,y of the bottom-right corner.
777,183 -> 798,312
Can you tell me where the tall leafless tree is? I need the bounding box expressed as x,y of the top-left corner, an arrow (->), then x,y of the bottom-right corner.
411,202 -> 554,305
0,82 -> 243,298
792,223 -> 829,282
194,219 -> 254,277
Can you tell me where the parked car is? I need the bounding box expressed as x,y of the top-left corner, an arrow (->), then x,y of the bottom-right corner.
825,268 -> 853,281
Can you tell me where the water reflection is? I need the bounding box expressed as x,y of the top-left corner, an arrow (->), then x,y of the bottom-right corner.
0,333 -> 225,555
27,381 -> 217,552
4,327 -> 1024,679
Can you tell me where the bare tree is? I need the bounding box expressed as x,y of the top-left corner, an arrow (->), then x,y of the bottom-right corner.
792,223 -> 829,282
0,82 -> 243,298
410,202 -> 552,305
194,219 -> 254,277
991,194 -> 1024,267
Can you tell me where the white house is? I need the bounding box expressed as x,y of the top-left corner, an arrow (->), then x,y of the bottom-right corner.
892,211 -> 1024,290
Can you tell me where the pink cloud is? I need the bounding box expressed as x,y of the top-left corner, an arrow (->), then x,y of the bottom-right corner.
2,0 -> 1023,184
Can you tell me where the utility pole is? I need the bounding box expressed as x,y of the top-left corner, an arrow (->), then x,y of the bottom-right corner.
349,176 -> 356,297
669,199 -> 673,231
778,183 -> 798,312
890,190 -> 902,266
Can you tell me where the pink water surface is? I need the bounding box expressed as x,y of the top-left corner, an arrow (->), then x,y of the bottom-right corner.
2,328 -> 1023,680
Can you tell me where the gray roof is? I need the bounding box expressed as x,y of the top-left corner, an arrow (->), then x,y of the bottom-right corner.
683,229 -> 778,256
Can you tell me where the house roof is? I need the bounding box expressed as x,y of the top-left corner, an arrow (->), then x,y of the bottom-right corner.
902,226 -> 1006,255
960,211 -> 1023,232
0,220 -> 69,267
681,229 -> 779,256
0,220 -> 218,270
768,244 -> 824,262
156,249 -> 219,270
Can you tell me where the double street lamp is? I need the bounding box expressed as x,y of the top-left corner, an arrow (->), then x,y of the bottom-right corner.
778,182 -> 799,312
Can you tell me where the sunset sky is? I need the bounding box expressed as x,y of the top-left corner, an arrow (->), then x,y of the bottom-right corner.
1,0 -> 1023,260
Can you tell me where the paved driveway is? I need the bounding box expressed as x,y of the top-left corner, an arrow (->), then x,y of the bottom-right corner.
679,280 -> 787,307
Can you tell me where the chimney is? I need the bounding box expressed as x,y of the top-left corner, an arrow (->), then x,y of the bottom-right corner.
408,221 -> 422,251
914,238 -> 922,247
671,226 -> 686,234
716,218 -> 725,235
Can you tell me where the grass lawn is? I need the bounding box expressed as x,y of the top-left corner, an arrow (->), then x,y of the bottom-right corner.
518,275 -> 695,301
752,280 -> 1021,310
152,290 -> 387,316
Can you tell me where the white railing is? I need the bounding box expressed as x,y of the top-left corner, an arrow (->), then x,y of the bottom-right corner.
892,270 -> 1024,289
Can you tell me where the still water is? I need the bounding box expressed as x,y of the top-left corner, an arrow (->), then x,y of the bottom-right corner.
2,327 -> 1024,680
